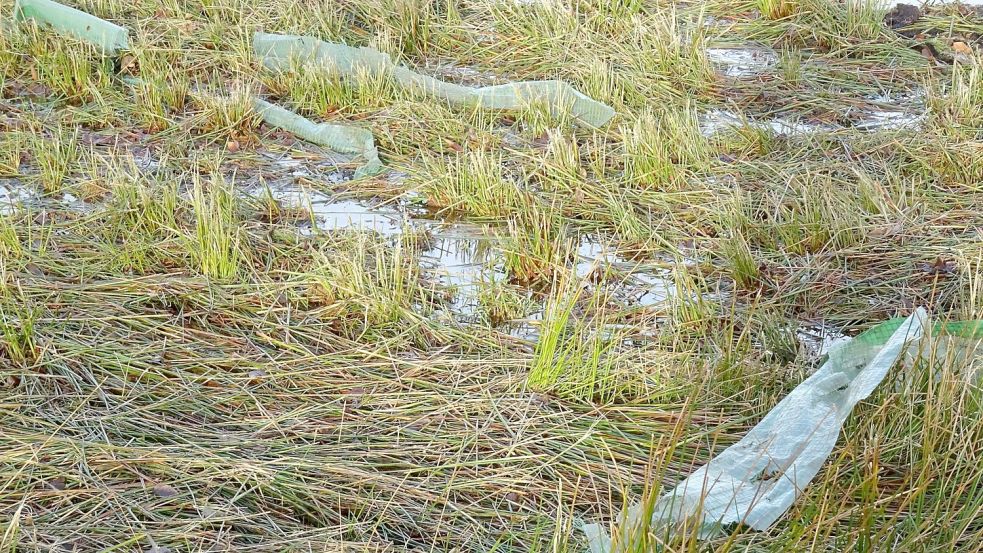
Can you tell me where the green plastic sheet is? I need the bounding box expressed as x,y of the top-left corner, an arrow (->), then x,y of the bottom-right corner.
837,316 -> 983,383
13,0 -> 130,54
253,32 -> 616,128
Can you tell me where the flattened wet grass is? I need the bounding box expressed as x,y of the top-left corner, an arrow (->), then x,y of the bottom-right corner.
1,1 -> 982,551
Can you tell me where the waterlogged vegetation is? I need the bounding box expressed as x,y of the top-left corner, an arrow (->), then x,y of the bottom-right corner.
1,0 -> 982,551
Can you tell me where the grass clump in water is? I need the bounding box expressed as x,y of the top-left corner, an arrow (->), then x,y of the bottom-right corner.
758,0 -> 799,20
32,124 -> 80,194
622,101 -> 709,190
502,204 -> 574,285
0,131 -> 25,177
190,174 -> 245,282
413,149 -> 528,218
527,276 -> 638,402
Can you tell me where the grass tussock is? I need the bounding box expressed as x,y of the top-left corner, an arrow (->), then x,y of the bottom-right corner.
32,124 -> 80,194
413,148 -> 529,218
929,58 -> 983,131
190,174 -> 246,282
192,85 -> 261,144
502,204 -> 574,285
622,101 -> 709,190
758,0 -> 799,21
527,276 -> 645,402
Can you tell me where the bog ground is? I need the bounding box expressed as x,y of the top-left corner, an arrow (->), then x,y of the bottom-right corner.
0,1 -> 982,552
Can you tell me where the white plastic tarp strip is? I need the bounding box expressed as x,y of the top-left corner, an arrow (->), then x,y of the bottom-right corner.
253,98 -> 384,179
583,308 -> 927,550
252,32 -> 616,128
13,0 -> 130,54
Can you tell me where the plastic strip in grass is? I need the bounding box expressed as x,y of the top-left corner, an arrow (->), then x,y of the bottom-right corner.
253,32 -> 616,128
13,0 -> 130,54
253,98 -> 384,179
584,309 -> 935,549
847,316 -> 983,384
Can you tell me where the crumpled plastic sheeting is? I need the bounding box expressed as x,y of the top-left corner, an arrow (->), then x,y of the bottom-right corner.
583,309 -> 929,551
252,32 -> 616,128
253,99 -> 384,179
13,0 -> 130,54
859,318 -> 983,385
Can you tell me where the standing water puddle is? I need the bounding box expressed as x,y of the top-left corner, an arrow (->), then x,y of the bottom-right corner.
707,48 -> 777,77
701,105 -> 923,137
307,198 -> 405,235
244,177 -> 407,235
421,227 -> 507,319
245,179 -> 511,320
855,91 -> 925,131
253,180 -> 679,330
577,238 -> 674,307
797,324 -> 851,360
0,179 -> 36,214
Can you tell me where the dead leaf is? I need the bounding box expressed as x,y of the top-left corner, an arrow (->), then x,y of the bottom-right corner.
343,387 -> 366,410
153,483 -> 178,498
120,54 -> 138,72
47,477 -> 66,491
920,256 -> 956,276
869,222 -> 904,238
247,370 -> 266,384
26,83 -> 51,96
952,42 -> 973,55
530,133 -> 551,148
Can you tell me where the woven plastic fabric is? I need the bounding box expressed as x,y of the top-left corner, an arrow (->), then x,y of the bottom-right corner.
253,32 -> 616,128
14,0 -> 129,54
584,309 -> 942,550
253,99 -> 384,179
